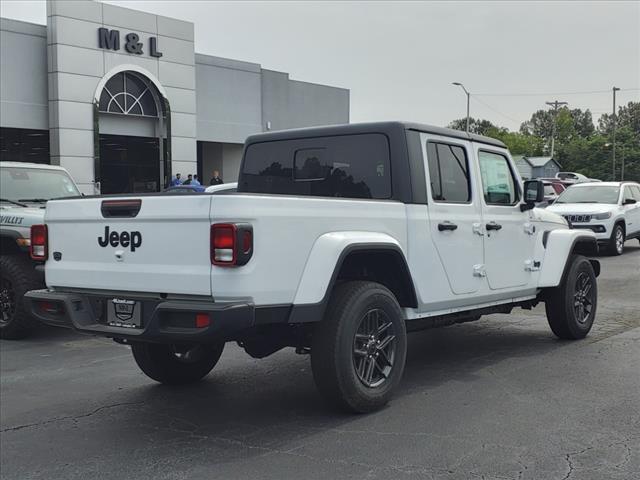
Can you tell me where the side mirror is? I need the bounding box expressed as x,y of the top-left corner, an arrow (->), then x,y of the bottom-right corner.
623,198 -> 637,205
521,180 -> 545,211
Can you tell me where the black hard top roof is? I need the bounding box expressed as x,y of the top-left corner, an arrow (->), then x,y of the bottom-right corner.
245,121 -> 507,148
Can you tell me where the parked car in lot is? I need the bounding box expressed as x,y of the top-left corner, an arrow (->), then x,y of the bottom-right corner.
25,122 -> 601,412
163,184 -> 206,194
547,181 -> 640,255
0,162 -> 81,338
205,182 -> 237,194
556,172 -> 601,184
536,179 -> 567,207
163,183 -> 237,195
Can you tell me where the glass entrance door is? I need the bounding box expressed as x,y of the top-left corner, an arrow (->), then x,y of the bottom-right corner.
99,134 -> 160,194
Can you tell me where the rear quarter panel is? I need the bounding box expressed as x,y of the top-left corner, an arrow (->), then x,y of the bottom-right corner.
210,195 -> 407,305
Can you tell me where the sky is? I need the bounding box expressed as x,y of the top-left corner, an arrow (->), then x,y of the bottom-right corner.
1,0 -> 639,131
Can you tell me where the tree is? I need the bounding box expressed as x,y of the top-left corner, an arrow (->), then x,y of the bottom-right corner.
570,108 -> 595,138
485,128 -> 545,156
520,109 -> 554,138
445,101 -> 640,182
520,107 -> 596,156
598,101 -> 640,137
447,117 -> 505,136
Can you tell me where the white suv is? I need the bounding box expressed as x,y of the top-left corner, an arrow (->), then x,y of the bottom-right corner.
547,181 -> 640,255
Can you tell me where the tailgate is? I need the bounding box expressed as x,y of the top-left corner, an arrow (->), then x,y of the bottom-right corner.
44,195 -> 213,296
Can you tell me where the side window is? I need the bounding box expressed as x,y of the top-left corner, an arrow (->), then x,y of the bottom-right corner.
426,142 -> 471,203
623,186 -> 636,203
478,151 -> 519,205
631,185 -> 640,201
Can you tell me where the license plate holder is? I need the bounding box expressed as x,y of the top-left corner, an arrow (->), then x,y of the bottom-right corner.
107,299 -> 142,329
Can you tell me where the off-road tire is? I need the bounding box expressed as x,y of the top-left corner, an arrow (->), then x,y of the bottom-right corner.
608,223 -> 625,256
545,255 -> 597,340
0,255 -> 41,340
311,281 -> 407,413
131,342 -> 224,385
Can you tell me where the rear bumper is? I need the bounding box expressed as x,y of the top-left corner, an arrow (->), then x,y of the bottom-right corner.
24,289 -> 255,343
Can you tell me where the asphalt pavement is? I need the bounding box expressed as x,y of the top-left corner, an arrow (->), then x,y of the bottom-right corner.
1,242 -> 639,480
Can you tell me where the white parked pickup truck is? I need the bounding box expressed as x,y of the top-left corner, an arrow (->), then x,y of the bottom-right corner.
26,122 -> 601,412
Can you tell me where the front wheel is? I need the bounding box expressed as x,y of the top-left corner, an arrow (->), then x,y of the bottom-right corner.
131,342 -> 224,385
608,223 -> 625,255
311,281 -> 407,413
545,255 -> 597,340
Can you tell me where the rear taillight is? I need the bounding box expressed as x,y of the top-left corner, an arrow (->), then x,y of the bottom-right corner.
30,224 -> 48,260
211,223 -> 253,266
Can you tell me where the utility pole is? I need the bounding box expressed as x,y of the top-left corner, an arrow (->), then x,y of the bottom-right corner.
545,100 -> 568,158
612,86 -> 620,180
453,82 -> 471,133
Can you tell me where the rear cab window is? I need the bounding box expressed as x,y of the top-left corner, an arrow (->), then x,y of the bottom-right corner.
239,133 -> 391,199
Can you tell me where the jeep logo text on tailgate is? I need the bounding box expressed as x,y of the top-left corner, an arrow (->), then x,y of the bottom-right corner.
98,226 -> 142,252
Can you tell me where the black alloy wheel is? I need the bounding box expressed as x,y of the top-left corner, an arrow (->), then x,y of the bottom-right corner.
573,271 -> 595,324
352,309 -> 397,388
0,277 -> 16,327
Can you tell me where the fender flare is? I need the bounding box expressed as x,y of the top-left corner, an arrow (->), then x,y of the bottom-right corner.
288,231 -> 416,323
538,229 -> 599,288
0,230 -> 28,253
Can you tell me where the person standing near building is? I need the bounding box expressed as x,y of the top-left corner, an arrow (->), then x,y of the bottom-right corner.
192,174 -> 201,186
182,174 -> 193,185
210,170 -> 223,185
170,173 -> 182,186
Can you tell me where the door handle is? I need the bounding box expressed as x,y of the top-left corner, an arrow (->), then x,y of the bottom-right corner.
486,222 -> 502,231
438,222 -> 458,232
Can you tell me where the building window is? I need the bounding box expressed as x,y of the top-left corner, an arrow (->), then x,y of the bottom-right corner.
99,72 -> 159,117
0,128 -> 50,164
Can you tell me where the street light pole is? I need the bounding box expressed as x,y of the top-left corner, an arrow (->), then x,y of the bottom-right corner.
612,86 -> 620,180
545,100 -> 568,158
452,82 -> 470,133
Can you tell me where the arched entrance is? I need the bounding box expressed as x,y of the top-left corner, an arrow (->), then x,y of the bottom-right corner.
94,69 -> 171,194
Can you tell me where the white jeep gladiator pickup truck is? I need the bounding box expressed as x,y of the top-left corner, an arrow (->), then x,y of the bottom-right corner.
26,122 -> 600,412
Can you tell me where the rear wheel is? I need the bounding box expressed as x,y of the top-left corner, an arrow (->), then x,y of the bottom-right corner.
545,255 -> 597,340
0,255 -> 41,340
311,281 -> 407,413
608,223 -> 625,255
131,342 -> 224,384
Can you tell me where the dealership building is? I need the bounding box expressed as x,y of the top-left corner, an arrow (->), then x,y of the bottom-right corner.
0,0 -> 349,194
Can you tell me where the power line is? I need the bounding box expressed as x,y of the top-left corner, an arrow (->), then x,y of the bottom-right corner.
464,90 -> 635,129
474,88 -> 639,97
471,96 -> 522,124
